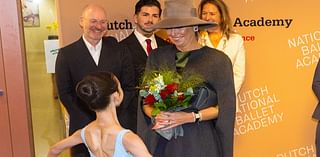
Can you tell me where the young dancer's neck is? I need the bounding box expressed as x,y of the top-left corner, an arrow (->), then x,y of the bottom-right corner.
95,104 -> 120,127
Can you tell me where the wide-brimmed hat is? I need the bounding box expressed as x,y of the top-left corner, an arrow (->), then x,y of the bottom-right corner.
151,0 -> 217,29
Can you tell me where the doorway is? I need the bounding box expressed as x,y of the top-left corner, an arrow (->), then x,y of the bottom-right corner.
21,0 -> 67,156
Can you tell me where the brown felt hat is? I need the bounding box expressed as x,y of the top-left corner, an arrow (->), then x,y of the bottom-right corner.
151,0 -> 217,29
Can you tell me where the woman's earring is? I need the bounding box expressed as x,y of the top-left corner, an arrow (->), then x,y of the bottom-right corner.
193,26 -> 199,32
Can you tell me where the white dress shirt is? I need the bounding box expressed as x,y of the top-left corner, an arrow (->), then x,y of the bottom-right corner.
82,36 -> 102,66
134,29 -> 158,56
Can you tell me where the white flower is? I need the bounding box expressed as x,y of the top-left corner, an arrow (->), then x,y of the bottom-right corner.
148,74 -> 165,95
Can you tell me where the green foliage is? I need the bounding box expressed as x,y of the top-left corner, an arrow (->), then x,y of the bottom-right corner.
140,67 -> 204,117
140,67 -> 179,87
140,67 -> 203,89
179,72 -> 204,92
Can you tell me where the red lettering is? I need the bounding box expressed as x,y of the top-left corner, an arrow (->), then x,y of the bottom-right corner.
242,35 -> 255,41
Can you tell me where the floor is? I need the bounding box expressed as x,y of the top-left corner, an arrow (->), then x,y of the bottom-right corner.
27,52 -> 69,157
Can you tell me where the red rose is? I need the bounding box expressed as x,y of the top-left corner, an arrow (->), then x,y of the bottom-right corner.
166,83 -> 178,93
160,83 -> 177,100
144,95 -> 156,105
178,94 -> 185,102
160,89 -> 170,100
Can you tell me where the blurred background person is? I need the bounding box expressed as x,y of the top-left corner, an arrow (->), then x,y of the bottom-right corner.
198,0 -> 246,111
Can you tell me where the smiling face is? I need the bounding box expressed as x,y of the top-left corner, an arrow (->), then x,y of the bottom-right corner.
166,27 -> 196,49
200,3 -> 221,32
80,5 -> 108,46
134,6 -> 161,37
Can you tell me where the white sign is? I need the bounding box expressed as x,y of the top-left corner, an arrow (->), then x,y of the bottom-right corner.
44,40 -> 59,73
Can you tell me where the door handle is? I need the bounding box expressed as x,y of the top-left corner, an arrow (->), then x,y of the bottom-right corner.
0,89 -> 4,96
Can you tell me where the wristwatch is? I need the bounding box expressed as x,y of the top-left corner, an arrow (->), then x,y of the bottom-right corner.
194,111 -> 201,123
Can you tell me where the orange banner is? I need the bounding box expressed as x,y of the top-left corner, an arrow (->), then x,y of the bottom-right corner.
57,0 -> 319,156
223,0 -> 319,156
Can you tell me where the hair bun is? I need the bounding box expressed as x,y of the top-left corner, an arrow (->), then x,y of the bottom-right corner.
77,80 -> 98,105
76,71 -> 117,111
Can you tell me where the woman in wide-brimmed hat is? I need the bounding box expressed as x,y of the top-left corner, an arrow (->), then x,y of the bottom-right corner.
137,0 -> 236,157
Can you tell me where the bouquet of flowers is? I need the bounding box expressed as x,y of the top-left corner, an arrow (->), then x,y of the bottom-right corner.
139,68 -> 203,140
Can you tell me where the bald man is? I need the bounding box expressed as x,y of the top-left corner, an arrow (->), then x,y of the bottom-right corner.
55,4 -> 135,157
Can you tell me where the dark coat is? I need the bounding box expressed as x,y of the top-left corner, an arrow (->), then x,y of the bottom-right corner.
55,36 -> 135,156
312,60 -> 320,157
137,45 -> 236,157
313,60 -> 320,120
120,32 -> 170,86
119,33 -> 171,132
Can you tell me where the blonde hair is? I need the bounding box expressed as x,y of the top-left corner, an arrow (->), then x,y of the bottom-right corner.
198,0 -> 235,39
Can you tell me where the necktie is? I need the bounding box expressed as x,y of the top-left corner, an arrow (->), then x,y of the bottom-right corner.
145,39 -> 152,55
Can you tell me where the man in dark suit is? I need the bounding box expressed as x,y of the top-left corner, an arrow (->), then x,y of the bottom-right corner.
55,4 -> 135,157
312,60 -> 320,157
119,0 -> 170,133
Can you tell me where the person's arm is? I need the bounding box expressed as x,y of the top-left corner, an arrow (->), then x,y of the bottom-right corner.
213,54 -> 236,157
151,106 -> 219,130
119,45 -> 136,109
123,132 -> 152,157
47,130 -> 82,157
141,48 -> 161,119
197,106 -> 219,121
142,104 -> 153,118
232,37 -> 246,95
313,60 -> 320,99
55,48 -> 75,113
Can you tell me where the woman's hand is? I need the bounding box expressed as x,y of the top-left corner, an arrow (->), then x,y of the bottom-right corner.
153,111 -> 194,130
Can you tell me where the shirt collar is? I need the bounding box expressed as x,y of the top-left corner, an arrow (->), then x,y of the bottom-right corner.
134,29 -> 156,44
82,36 -> 102,51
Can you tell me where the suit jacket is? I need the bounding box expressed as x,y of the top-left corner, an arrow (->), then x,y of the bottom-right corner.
118,33 -> 170,132
313,60 -> 320,120
55,36 -> 135,134
120,32 -> 170,86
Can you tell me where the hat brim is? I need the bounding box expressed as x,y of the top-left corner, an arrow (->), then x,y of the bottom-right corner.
151,17 -> 217,30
